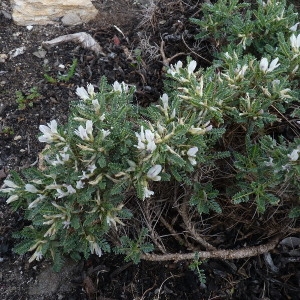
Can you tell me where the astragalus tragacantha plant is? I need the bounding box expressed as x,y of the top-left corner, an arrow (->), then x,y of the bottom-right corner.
0,76 -> 224,270
1,0 -> 299,272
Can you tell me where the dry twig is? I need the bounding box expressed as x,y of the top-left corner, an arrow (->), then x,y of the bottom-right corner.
160,40 -> 186,66
141,235 -> 281,261
42,32 -> 105,56
178,197 -> 216,251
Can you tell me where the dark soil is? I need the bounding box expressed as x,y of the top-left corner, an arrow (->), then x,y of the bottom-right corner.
0,0 -> 300,299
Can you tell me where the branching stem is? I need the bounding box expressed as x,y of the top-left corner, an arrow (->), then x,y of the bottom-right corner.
141,235 -> 280,261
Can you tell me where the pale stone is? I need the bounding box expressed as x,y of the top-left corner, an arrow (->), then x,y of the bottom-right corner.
61,12 -> 82,26
11,0 -> 98,26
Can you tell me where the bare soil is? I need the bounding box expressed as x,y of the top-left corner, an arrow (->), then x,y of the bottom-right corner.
0,0 -> 300,299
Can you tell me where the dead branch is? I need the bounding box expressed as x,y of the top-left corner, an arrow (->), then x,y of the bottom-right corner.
158,214 -> 197,251
139,200 -> 167,254
181,34 -> 211,64
141,235 -> 280,261
178,197 -> 216,251
42,32 -> 105,56
160,40 -> 186,66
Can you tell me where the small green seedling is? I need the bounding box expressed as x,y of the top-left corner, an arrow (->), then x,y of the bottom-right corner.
15,87 -> 41,110
1,126 -> 14,135
44,59 -> 78,84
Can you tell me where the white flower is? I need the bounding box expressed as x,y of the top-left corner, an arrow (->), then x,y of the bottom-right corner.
62,221 -> 71,229
143,186 -> 154,199
113,81 -> 129,93
264,157 -> 274,167
56,184 -> 76,198
187,60 -> 197,75
235,64 -> 248,79
76,84 -> 95,101
66,185 -> 76,194
88,238 -> 102,257
187,147 -> 198,166
92,99 -> 100,111
76,86 -> 89,100
147,165 -> 162,181
279,88 -> 292,99
135,126 -> 156,152
101,129 -> 111,139
269,58 -> 280,72
60,147 -> 70,160
290,33 -> 300,52
25,184 -> 39,193
87,83 -> 95,97
3,179 -> 19,189
161,93 -> 169,110
45,147 -> 70,166
56,189 -> 67,198
189,123 -> 213,135
290,22 -> 300,32
224,52 -> 232,60
6,194 -> 19,204
28,194 -> 46,209
287,149 -> 299,161
99,113 -> 106,121
157,122 -> 166,135
80,171 -> 91,180
167,60 -> 183,76
259,57 -> 280,73
43,224 -> 57,237
126,160 -> 137,172
39,120 -> 65,143
272,79 -> 280,86
87,164 -> 97,174
74,120 -> 93,141
76,180 -> 85,189
29,250 -> 43,263
1,179 -> 20,194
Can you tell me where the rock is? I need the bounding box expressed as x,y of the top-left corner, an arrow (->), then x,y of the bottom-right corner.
32,50 -> 47,59
0,9 -> 12,19
10,0 -> 98,26
28,259 -> 78,297
0,54 -> 8,63
8,46 -> 26,58
61,12 -> 82,26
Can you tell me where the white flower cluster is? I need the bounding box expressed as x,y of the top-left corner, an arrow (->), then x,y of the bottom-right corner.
112,81 -> 129,93
290,33 -> 300,53
287,147 -> 300,162
167,60 -> 197,79
143,165 -> 163,199
74,120 -> 94,141
259,57 -> 280,73
1,179 -> 20,204
87,236 -> 102,257
290,22 -> 300,32
76,83 -> 96,100
135,125 -> 157,152
28,240 -> 46,263
39,120 -> 65,144
44,146 -> 70,166
76,81 -> 130,102
156,93 -> 176,120
187,147 -> 198,166
189,122 -> 213,135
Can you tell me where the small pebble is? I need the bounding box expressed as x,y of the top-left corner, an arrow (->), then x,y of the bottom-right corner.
14,135 -> 22,141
